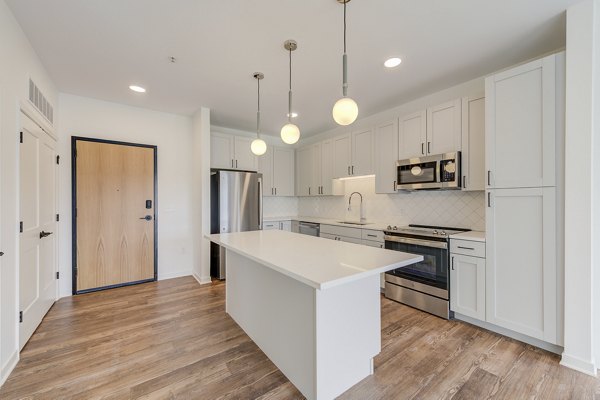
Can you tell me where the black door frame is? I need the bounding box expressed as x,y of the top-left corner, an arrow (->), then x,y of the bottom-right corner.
71,136 -> 158,295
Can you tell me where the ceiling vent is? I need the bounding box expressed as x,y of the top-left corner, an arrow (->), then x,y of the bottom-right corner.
28,79 -> 54,125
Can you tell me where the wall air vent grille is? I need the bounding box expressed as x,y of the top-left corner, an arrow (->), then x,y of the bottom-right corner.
28,79 -> 54,125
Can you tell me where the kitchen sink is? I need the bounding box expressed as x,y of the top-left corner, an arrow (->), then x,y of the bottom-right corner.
337,221 -> 369,226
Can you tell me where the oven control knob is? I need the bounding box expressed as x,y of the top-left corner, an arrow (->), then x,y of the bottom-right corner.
440,231 -> 447,236
387,225 -> 392,230
433,230 -> 439,235
393,226 -> 398,230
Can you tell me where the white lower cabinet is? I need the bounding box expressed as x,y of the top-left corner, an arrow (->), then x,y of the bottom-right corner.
486,187 -> 558,344
263,220 -> 292,231
450,253 -> 486,321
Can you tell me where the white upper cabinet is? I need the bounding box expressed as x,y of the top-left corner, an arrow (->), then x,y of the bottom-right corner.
486,54 -> 557,189
461,95 -> 486,191
332,129 -> 375,178
260,146 -> 295,197
211,132 -> 235,169
320,139 -> 335,195
258,146 -> 274,196
211,132 -> 258,171
351,128 -> 375,176
332,133 -> 352,178
233,136 -> 258,171
427,99 -> 462,155
273,147 -> 295,196
311,142 -> 323,195
374,119 -> 399,194
398,110 -> 427,159
296,145 -> 313,196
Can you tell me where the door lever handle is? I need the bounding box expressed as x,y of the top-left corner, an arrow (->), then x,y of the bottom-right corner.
39,231 -> 53,239
140,215 -> 153,221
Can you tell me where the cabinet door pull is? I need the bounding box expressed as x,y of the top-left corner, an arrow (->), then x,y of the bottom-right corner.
421,143 -> 425,155
309,187 -> 311,195
275,187 -> 277,196
487,192 -> 492,207
427,142 -> 431,154
348,166 -> 351,176
231,159 -> 234,168
487,170 -> 491,186
351,166 -> 354,175
463,176 -> 466,189
367,234 -> 377,238
457,246 -> 475,250
236,160 -> 238,169
271,188 -> 273,195
393,180 -> 397,191
451,256 -> 455,270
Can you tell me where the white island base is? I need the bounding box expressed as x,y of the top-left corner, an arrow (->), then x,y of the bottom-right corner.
209,231 -> 422,400
227,250 -> 379,400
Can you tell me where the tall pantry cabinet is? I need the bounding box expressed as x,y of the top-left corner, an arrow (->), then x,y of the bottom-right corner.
485,52 -> 565,345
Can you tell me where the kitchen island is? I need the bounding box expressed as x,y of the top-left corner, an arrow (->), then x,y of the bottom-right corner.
207,230 -> 422,400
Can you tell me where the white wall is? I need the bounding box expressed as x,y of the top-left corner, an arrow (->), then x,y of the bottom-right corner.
593,0 -> 600,372
562,0 -> 598,376
0,0 -> 58,385
192,108 -> 212,284
58,94 -> 195,297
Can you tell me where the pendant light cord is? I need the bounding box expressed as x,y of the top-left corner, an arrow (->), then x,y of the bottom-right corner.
288,48 -> 293,122
343,1 -> 347,54
342,0 -> 348,97
257,77 -> 261,137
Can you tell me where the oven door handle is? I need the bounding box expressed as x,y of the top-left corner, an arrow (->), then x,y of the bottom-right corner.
384,235 -> 448,249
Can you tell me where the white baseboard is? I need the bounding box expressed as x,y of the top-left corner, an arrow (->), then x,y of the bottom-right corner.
1,350 -> 19,387
192,272 -> 212,285
560,353 -> 598,376
454,313 -> 563,354
158,270 -> 192,281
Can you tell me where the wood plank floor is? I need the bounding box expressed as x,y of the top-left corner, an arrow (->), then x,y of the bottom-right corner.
1,276 -> 598,399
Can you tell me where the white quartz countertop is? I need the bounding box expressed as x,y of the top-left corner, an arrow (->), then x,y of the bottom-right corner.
262,216 -> 391,231
207,230 -> 423,290
450,231 -> 486,242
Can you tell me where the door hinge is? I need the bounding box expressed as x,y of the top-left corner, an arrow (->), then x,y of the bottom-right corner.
19,221 -> 23,233
56,155 -> 60,165
19,311 -> 23,323
56,214 -> 60,222
19,131 -> 23,143
56,271 -> 60,280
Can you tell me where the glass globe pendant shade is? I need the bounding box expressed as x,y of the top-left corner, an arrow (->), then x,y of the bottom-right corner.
280,123 -> 300,144
251,138 -> 267,156
332,97 -> 359,126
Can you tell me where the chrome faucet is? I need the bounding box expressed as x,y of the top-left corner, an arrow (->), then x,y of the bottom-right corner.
348,192 -> 364,221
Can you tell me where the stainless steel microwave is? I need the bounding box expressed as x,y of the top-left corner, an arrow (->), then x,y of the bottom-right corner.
396,152 -> 461,191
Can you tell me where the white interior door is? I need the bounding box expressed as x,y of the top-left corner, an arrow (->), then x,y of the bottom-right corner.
19,112 -> 57,349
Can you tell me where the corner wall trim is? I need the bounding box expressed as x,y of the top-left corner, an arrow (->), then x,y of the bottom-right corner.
192,272 -> 212,285
560,353 -> 598,377
1,350 -> 19,387
158,271 -> 193,281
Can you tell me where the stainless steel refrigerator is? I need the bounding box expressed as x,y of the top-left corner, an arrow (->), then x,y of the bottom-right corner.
210,170 -> 263,279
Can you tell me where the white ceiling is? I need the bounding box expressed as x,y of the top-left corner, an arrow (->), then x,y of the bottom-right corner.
7,0 -> 576,137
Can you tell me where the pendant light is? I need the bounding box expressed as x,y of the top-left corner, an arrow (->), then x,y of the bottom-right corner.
332,0 -> 358,126
280,40 -> 300,145
251,72 -> 267,156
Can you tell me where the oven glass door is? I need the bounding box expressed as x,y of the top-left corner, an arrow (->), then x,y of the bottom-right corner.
385,238 -> 449,290
397,161 -> 438,186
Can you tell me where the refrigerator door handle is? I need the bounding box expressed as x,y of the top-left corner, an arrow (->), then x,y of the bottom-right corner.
258,177 -> 263,229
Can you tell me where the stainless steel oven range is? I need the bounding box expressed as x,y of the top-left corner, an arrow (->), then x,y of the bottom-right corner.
384,224 -> 470,319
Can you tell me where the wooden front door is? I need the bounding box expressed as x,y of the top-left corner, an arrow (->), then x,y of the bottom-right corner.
73,138 -> 157,294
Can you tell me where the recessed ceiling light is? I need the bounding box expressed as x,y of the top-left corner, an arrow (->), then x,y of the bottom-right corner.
129,85 -> 146,93
287,112 -> 299,118
384,57 -> 402,68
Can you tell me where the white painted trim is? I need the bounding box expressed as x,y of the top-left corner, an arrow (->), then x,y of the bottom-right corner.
0,349 -> 19,387
560,353 -> 598,377
192,272 -> 212,285
157,270 -> 192,281
454,313 -> 563,355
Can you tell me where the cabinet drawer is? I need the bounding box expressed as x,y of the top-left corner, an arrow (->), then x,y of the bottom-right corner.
263,221 -> 280,230
362,239 -> 384,248
362,229 -> 384,242
320,224 -> 362,239
450,239 -> 485,257
320,233 -> 337,240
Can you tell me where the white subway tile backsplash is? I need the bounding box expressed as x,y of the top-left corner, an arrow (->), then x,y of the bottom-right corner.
263,176 -> 485,231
